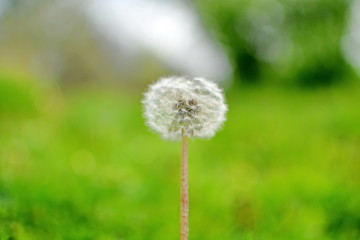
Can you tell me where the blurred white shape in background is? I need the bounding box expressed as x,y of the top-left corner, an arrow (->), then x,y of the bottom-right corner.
86,0 -> 231,83
0,0 -> 9,18
342,0 -> 360,75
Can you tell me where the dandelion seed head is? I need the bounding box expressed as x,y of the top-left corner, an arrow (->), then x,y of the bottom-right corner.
143,76 -> 227,140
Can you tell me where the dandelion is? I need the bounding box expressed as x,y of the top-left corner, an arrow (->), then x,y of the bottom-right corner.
143,76 -> 227,240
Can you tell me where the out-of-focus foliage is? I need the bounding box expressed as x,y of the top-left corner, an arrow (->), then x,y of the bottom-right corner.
1,0 -> 360,239
193,0 -> 356,86
1,73 -> 360,239
0,73 -> 37,117
2,0 -> 357,88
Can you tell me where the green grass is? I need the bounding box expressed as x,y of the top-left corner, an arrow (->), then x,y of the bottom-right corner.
0,74 -> 360,239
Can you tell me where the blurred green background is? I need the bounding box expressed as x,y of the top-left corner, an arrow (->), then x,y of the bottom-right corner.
1,0 -> 360,239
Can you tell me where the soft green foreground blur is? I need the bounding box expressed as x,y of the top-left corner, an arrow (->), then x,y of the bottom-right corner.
0,72 -> 359,240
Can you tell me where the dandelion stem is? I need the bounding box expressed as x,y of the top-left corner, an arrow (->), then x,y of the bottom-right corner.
180,135 -> 189,240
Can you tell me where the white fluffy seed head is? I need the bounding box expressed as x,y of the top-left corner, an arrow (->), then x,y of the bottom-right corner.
142,76 -> 228,140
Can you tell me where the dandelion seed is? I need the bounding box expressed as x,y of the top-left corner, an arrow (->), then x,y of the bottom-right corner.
143,76 -> 227,140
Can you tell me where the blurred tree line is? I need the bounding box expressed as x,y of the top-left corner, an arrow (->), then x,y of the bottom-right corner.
193,0 -> 357,86
0,0 -> 358,88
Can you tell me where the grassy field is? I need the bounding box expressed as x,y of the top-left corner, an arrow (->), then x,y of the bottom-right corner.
0,73 -> 360,240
